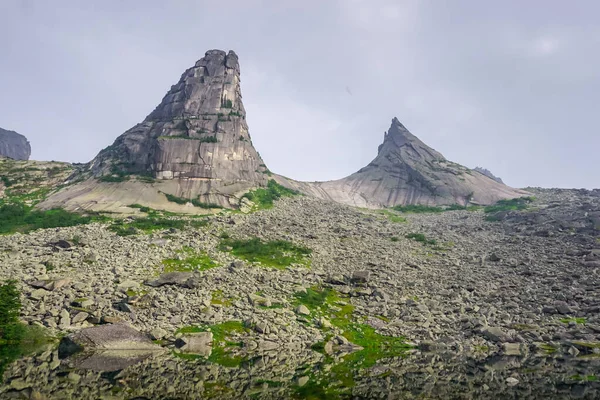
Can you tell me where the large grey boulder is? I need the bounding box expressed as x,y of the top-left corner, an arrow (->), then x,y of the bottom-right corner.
274,118 -> 529,207
0,127 -> 31,160
58,323 -> 161,356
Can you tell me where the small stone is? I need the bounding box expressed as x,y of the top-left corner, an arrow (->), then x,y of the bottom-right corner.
351,270 -> 370,284
30,288 -> 49,300
568,346 -> 580,357
150,327 -> 168,340
503,343 -> 522,356
506,377 -> 519,386
296,305 -> 310,315
489,253 -> 501,262
10,378 -> 30,390
296,376 -> 309,387
67,372 -> 81,383
71,312 -> 89,324
482,327 -> 511,343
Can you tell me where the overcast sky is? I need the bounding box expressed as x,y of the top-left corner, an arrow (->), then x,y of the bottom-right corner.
1,1 -> 598,188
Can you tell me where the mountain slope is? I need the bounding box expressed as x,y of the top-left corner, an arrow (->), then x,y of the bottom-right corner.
275,118 -> 528,207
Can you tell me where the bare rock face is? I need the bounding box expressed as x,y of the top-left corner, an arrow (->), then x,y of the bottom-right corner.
83,50 -> 267,207
276,118 -> 528,207
0,127 -> 31,160
474,167 -> 504,184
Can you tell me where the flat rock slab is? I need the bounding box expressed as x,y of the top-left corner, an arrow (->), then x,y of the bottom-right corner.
58,323 -> 161,359
145,272 -> 199,288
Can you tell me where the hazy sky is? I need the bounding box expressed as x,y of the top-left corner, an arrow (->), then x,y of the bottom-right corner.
1,1 -> 598,188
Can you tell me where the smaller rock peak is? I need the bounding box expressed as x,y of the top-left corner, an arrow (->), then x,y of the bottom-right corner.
391,117 -> 407,130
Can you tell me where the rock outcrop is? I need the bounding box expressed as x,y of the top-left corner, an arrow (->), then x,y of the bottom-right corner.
474,167 -> 504,184
40,50 -> 268,212
0,127 -> 31,160
276,118 -> 528,207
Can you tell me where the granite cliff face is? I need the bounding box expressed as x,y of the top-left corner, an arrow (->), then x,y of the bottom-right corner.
276,118 -> 528,207
40,50 -> 268,212
0,128 -> 31,160
474,167 -> 504,184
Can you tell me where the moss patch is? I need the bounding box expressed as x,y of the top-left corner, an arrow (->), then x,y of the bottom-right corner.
219,237 -> 311,269
405,233 -> 437,245
162,247 -> 219,272
560,317 -> 586,325
241,179 -> 299,211
175,321 -> 248,368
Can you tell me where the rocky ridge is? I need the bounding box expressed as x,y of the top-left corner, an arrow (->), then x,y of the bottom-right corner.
475,166 -> 504,184
0,128 -> 31,161
277,118 -> 528,208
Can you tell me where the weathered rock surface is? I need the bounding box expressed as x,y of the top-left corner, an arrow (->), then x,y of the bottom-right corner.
474,166 -> 504,184
0,127 -> 31,160
40,49 -> 268,212
58,323 -> 161,356
276,118 -> 529,207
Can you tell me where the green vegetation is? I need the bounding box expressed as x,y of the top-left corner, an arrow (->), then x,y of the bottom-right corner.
164,193 -> 222,209
0,281 -> 52,382
109,215 -> 206,236
484,196 -> 535,214
222,99 -> 233,108
219,237 -> 311,269
158,135 -> 218,143
162,247 -> 219,272
539,343 -> 558,354
292,286 -> 412,398
560,317 -> 587,325
390,236 -> 399,242
391,204 -> 468,213
405,233 -> 437,245
109,217 -> 187,236
0,203 -> 99,234
377,209 -> 406,223
175,321 -> 248,368
570,375 -> 598,382
241,179 -> 299,210
211,290 -> 234,307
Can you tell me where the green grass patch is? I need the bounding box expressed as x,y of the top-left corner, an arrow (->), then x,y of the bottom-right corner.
0,280 -> 54,382
292,286 -> 411,398
162,247 -> 219,272
158,135 -> 218,143
163,193 -> 222,209
219,238 -> 311,269
0,203 -> 101,234
570,375 -> 598,382
391,204 -> 468,213
560,317 -> 586,325
405,233 -> 437,245
377,210 -> 406,223
241,179 -> 299,210
484,197 -> 535,214
109,217 -> 188,236
211,290 -> 233,307
176,321 -> 248,368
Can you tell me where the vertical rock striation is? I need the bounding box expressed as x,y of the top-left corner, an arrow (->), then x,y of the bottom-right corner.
0,128 -> 31,160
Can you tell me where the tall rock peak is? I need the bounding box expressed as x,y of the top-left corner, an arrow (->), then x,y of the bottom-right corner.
0,127 -> 31,160
83,49 -> 268,207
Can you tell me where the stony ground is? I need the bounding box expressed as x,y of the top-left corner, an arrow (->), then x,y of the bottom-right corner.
1,188 -> 599,399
